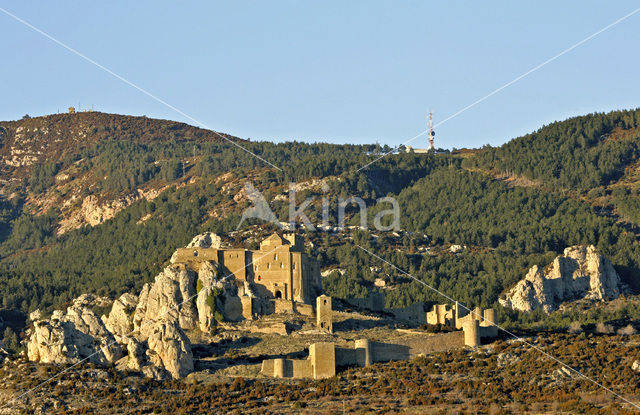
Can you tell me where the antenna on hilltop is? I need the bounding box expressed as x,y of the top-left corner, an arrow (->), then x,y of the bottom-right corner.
428,111 -> 435,151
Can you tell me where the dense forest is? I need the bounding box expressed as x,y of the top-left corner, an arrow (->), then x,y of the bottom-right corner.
1,109 -> 640,333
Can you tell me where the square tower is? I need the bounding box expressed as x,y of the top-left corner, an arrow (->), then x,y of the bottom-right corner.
316,295 -> 333,333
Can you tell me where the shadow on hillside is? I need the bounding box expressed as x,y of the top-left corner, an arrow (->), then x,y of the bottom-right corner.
193,347 -> 309,372
333,317 -> 391,333
191,336 -> 261,358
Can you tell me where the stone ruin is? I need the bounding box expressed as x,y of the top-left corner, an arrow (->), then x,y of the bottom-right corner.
426,302 -> 498,347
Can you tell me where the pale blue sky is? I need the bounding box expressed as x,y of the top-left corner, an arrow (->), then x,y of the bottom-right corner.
1,1 -> 639,149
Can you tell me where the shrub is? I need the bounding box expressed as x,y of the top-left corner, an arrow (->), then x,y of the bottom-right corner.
617,324 -> 636,336
595,322 -> 614,334
567,321 -> 582,334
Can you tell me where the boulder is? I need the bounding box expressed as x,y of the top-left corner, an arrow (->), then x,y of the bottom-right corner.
142,364 -> 171,381
500,245 -> 626,313
126,337 -> 146,371
196,261 -> 243,330
29,309 -> 42,322
196,286 -> 217,333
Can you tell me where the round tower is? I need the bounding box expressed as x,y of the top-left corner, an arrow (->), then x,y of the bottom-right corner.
274,358 -> 285,378
463,319 -> 480,347
355,339 -> 372,367
483,308 -> 496,326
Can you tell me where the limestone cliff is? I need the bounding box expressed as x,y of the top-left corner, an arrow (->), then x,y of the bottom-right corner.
499,245 -> 626,313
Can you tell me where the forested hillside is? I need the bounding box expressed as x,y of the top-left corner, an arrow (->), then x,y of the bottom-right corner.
464,109 -> 640,191
1,109 -> 640,332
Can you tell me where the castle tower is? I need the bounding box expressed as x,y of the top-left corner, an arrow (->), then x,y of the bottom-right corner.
355,339 -> 372,367
316,295 -> 333,333
273,358 -> 285,378
483,308 -> 496,326
473,306 -> 483,321
283,233 -> 303,251
309,342 -> 336,379
481,308 -> 498,338
463,319 -> 480,347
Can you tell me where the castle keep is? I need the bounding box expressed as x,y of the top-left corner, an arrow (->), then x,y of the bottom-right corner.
173,233 -> 322,304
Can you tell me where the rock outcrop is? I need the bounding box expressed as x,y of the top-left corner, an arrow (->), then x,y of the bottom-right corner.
27,294 -> 123,365
500,245 -> 626,313
195,261 -> 245,330
196,261 -> 220,332
102,293 -> 137,342
186,232 -> 222,249
146,320 -> 194,379
26,233 -> 241,380
133,265 -> 199,337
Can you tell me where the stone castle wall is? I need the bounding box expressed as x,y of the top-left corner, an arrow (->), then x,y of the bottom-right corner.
262,331 -> 468,380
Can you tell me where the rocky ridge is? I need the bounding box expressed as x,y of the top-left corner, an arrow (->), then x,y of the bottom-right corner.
499,245 -> 627,313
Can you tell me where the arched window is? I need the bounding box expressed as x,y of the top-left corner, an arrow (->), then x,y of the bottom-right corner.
193,250 -> 198,257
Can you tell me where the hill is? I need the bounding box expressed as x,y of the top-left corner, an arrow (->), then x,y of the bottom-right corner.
1,109 -> 640,333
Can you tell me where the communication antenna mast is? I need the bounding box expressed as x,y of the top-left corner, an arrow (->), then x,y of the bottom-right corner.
428,111 -> 435,150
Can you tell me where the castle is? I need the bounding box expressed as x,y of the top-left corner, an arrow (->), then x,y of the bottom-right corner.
173,233 -> 322,305
171,232 -> 500,381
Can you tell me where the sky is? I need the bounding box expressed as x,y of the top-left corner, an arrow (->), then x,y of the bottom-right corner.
1,1 -> 639,149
